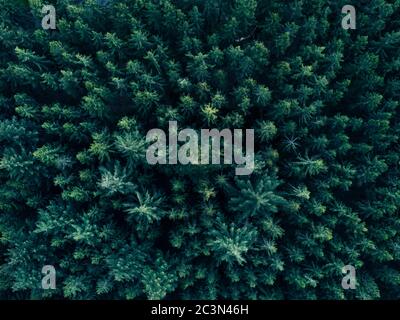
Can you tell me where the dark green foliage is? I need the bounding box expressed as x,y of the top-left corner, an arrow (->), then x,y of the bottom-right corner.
0,0 -> 400,299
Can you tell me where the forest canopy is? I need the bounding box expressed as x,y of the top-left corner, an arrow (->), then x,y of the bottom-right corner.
0,0 -> 399,299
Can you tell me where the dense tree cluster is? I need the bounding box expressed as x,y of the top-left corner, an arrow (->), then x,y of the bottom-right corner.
0,0 -> 399,299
